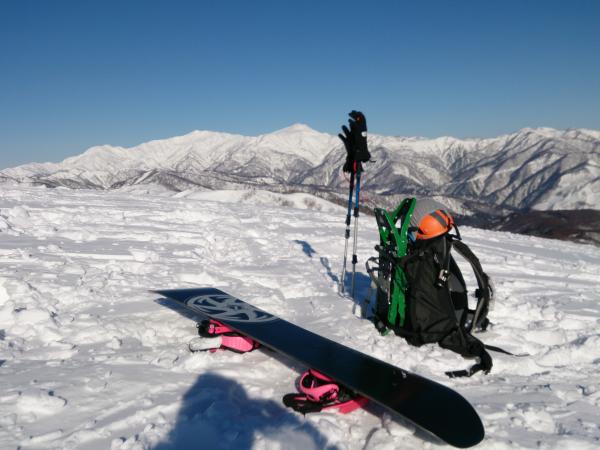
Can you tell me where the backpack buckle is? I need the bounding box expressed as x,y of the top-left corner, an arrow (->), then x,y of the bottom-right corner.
435,269 -> 449,288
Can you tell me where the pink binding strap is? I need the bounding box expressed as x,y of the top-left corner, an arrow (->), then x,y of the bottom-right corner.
300,369 -> 340,402
220,335 -> 260,353
283,369 -> 368,414
201,319 -> 260,353
204,320 -> 235,336
323,396 -> 368,414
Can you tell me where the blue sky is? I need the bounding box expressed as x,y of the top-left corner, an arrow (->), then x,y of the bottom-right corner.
1,0 -> 599,168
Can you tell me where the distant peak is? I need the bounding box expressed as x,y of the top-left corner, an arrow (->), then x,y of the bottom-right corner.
270,123 -> 319,134
186,129 -> 242,138
516,127 -> 560,137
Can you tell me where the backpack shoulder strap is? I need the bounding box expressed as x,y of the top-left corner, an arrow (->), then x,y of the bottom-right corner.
451,240 -> 493,332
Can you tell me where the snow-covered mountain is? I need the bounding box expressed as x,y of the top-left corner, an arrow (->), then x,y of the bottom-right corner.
2,124 -> 599,213
305,127 -> 600,212
1,124 -> 338,190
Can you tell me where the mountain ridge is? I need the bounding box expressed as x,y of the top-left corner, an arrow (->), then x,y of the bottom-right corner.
2,124 -> 598,215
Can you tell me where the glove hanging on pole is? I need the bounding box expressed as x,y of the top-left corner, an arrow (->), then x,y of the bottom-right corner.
338,110 -> 371,174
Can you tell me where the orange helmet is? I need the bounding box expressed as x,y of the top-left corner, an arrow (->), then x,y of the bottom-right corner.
415,209 -> 454,239
409,199 -> 454,240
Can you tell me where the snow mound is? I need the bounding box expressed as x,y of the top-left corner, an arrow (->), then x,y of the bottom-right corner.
16,389 -> 67,415
174,189 -> 344,213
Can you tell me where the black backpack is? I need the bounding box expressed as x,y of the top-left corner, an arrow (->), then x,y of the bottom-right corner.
366,198 -> 501,377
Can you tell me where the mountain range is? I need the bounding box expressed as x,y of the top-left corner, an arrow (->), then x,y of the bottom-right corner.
2,124 -> 599,243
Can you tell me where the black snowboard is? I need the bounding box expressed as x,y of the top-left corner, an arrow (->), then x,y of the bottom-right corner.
154,287 -> 484,448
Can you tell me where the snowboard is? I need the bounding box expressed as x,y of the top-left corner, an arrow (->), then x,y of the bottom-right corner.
153,287 -> 484,448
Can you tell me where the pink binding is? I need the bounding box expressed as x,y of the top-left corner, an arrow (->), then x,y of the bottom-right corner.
300,369 -> 340,402
220,335 -> 259,353
204,319 -> 260,353
298,369 -> 368,414
204,320 -> 235,336
323,396 -> 368,414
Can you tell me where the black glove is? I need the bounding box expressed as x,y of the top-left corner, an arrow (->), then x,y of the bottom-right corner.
338,110 -> 371,173
348,110 -> 370,163
338,124 -> 355,173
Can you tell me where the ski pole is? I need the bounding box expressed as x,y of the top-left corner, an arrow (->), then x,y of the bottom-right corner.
338,110 -> 371,296
350,168 -> 362,297
339,169 -> 356,294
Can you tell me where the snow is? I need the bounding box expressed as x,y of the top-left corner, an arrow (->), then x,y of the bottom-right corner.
173,189 -> 344,214
1,184 -> 600,449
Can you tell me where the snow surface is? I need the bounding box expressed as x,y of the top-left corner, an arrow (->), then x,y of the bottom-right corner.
172,189 -> 344,214
1,185 -> 599,449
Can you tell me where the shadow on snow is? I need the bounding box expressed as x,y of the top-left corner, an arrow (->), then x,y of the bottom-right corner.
152,372 -> 337,450
292,239 -> 373,315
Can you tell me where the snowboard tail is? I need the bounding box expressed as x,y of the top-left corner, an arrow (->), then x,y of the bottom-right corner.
153,287 -> 484,448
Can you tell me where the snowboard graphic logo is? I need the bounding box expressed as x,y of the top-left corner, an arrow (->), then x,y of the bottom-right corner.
186,293 -> 278,323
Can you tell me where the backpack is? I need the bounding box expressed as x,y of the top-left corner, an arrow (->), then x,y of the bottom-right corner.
366,197 -> 497,377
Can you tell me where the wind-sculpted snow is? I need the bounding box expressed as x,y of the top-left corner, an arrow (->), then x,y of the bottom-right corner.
1,185 -> 600,449
1,125 -> 598,212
